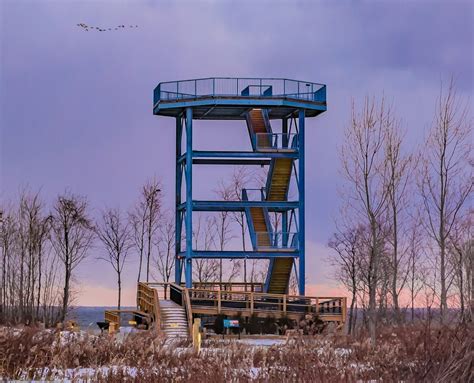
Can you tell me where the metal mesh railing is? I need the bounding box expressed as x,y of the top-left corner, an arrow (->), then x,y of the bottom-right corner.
154,77 -> 326,105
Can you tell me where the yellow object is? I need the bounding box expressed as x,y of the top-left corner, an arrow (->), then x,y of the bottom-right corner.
108,322 -> 118,334
192,318 -> 201,353
128,320 -> 137,326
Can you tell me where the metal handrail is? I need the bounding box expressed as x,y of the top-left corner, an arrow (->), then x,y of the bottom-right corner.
255,231 -> 299,250
242,187 -> 266,201
154,77 -> 326,105
255,133 -> 298,151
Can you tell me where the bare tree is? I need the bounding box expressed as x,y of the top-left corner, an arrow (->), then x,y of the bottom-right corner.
129,201 -> 147,283
193,215 -> 219,284
229,167 -> 252,287
51,193 -> 94,322
419,79 -> 472,322
130,179 -> 162,283
384,121 -> 413,320
96,207 -> 132,310
1,194 -> 61,326
329,223 -> 365,334
340,96 -> 391,344
214,181 -> 235,283
143,180 -> 161,282
406,213 -> 426,321
154,211 -> 175,298
449,210 -> 473,322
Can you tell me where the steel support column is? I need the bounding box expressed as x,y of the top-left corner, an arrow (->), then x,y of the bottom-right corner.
282,117 -> 289,247
175,115 -> 183,284
298,109 -> 305,295
185,107 -> 193,288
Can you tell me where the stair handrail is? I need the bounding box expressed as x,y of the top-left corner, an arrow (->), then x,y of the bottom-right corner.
183,287 -> 194,337
137,282 -> 161,332
169,283 -> 193,337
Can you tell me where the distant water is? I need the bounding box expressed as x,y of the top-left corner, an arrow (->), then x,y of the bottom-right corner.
66,306 -> 134,330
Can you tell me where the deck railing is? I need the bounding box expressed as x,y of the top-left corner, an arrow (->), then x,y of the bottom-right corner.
143,282 -> 346,324
137,282 -> 161,331
187,288 -> 346,322
154,77 -> 326,105
104,310 -> 120,325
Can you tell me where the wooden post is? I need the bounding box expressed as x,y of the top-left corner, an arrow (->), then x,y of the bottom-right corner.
283,295 -> 287,313
192,318 -> 201,353
315,298 -> 319,315
250,292 -> 254,314
217,289 -> 221,314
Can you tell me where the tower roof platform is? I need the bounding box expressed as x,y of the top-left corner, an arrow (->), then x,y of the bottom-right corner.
153,77 -> 327,119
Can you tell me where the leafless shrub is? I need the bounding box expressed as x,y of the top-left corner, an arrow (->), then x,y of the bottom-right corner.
1,323 -> 472,382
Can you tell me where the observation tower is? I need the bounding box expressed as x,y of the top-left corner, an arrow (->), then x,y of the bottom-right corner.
104,78 -> 346,336
153,77 -> 327,295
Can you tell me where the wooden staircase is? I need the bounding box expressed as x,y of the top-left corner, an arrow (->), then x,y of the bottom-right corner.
266,158 -> 292,201
159,300 -> 189,338
267,257 -> 293,294
244,108 -> 296,295
249,207 -> 271,248
246,109 -> 271,149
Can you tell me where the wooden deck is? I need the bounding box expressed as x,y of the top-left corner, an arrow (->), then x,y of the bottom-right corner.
105,282 -> 347,331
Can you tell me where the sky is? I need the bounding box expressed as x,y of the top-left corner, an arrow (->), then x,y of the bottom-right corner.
1,0 -> 473,306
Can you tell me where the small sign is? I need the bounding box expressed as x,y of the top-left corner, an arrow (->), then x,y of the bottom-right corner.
223,319 -> 240,328
170,323 -> 179,328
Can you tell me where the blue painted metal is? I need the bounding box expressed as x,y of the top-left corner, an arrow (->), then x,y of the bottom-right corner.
154,77 -> 325,105
153,98 -> 326,118
184,200 -> 299,212
187,151 -> 299,159
298,109 -> 305,295
185,107 -> 193,288
181,251 -> 298,259
175,115 -> 183,284
153,77 -> 326,298
242,189 -> 258,249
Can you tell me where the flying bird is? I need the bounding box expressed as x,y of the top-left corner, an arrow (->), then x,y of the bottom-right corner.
76,23 -> 138,32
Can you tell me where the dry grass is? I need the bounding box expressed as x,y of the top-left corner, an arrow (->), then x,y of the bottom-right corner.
1,322 -> 472,382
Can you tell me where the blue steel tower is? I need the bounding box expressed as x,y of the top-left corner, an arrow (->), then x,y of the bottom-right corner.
153,78 -> 326,296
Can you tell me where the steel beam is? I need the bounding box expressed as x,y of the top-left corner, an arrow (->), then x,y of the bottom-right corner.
178,151 -> 298,163
180,251 -> 299,259
192,159 -> 270,166
298,109 -> 305,295
185,107 -> 193,288
177,200 -> 299,212
175,115 -> 183,284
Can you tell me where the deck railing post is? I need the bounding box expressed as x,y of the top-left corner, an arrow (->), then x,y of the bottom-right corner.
315,298 -> 319,315
250,292 -> 254,314
283,295 -> 287,313
217,289 -> 221,314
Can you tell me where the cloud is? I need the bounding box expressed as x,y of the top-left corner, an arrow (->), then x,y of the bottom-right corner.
2,1 -> 472,305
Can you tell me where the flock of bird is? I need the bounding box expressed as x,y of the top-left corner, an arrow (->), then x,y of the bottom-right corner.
77,23 -> 138,32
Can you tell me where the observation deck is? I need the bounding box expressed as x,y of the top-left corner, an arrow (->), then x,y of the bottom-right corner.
153,77 -> 327,119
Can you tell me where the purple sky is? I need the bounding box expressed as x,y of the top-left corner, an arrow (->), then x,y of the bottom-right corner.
1,0 -> 473,305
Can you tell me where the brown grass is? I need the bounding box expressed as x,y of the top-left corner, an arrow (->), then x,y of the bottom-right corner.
1,323 -> 472,382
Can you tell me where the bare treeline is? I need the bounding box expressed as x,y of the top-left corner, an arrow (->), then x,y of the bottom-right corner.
0,171 -> 268,326
0,191 -> 93,326
330,79 -> 473,341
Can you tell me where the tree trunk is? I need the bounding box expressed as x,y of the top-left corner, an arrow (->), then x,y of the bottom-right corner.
348,291 -> 356,335
62,265 -> 70,322
117,272 -> 121,310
